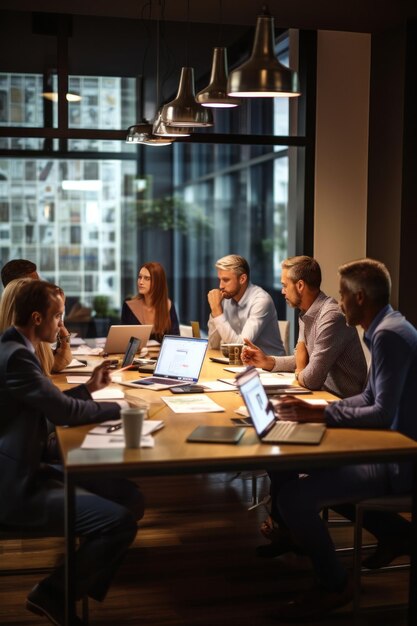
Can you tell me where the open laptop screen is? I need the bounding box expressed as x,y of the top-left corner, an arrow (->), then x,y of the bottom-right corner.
154,336 -> 208,382
236,368 -> 276,436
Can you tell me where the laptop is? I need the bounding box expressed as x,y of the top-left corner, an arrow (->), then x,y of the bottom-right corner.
62,335 -> 142,374
120,336 -> 141,368
236,367 -> 326,445
103,325 -> 152,354
121,335 -> 208,390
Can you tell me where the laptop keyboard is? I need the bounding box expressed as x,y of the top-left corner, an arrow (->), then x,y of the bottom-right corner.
263,420 -> 296,442
144,377 -> 177,384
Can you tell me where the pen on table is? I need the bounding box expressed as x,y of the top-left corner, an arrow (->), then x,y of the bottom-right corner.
111,364 -> 135,374
106,423 -> 122,433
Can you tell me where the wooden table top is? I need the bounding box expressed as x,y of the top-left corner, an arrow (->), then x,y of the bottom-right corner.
56,350 -> 417,477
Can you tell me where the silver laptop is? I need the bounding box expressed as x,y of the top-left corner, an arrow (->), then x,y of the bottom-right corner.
236,367 -> 326,445
103,325 -> 152,354
122,335 -> 208,390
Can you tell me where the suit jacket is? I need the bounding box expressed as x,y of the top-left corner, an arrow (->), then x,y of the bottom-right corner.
0,327 -> 120,528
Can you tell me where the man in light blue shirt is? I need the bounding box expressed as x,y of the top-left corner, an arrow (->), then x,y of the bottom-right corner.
207,254 -> 285,355
271,258 -> 417,621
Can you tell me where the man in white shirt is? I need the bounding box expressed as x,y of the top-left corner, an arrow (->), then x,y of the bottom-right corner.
207,254 -> 285,356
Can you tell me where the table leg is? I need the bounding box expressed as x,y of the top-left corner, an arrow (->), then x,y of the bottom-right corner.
409,461 -> 417,625
64,474 -> 77,626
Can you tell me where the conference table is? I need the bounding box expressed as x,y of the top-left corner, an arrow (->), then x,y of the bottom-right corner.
55,351 -> 417,625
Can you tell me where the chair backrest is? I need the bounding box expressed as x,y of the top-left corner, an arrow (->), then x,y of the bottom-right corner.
180,322 -> 201,338
179,324 -> 193,337
278,320 -> 290,355
190,321 -> 201,338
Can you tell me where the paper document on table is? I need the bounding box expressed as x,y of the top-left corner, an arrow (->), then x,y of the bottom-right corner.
161,395 -> 225,413
202,380 -> 240,392
64,358 -> 89,368
88,420 -> 164,436
260,373 -> 296,385
91,387 -> 125,400
71,346 -> 103,356
81,420 -> 164,449
235,405 -> 250,417
223,366 -> 263,373
70,337 -> 86,346
218,374 -> 295,388
66,375 -> 90,384
81,433 -> 155,449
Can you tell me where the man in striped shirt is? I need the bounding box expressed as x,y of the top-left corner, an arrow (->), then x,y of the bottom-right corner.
242,255 -> 367,398
242,256 -> 368,557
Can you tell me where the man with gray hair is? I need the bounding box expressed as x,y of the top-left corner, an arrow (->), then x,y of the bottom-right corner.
207,254 -> 285,355
264,258 -> 417,620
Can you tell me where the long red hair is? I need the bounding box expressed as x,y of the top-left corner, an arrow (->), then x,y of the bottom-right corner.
136,261 -> 171,337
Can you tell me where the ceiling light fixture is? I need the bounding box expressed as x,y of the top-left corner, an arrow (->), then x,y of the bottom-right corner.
42,92 -> 82,102
161,0 -> 213,127
161,66 -> 213,127
196,47 -> 240,108
153,108 -> 191,137
196,1 -> 240,108
126,121 -> 173,146
126,1 -> 174,146
227,5 -> 300,98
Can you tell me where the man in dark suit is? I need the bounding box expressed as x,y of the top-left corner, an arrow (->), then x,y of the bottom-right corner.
0,280 -> 144,625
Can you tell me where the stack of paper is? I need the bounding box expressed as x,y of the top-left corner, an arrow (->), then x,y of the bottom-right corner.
81,419 -> 164,449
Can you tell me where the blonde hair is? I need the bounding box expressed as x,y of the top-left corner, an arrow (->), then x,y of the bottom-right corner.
215,255 -> 250,279
0,277 -> 54,375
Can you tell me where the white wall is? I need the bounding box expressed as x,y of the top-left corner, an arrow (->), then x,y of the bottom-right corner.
314,31 -> 371,299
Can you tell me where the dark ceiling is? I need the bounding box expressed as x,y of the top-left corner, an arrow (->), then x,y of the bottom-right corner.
1,0 -> 417,33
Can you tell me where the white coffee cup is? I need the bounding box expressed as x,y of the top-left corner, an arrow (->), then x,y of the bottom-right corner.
121,406 -> 148,448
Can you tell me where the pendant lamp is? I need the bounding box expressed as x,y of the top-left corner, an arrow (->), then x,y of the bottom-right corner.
125,2 -> 174,147
153,108 -> 191,137
161,67 -> 214,127
196,47 -> 240,108
227,6 -> 300,98
126,120 -> 173,146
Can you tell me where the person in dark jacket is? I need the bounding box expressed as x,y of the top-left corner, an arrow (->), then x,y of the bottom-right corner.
0,280 -> 144,625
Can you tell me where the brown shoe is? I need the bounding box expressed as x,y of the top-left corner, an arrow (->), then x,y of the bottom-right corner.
275,579 -> 353,622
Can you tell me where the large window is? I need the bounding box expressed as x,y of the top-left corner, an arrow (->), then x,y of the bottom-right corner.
0,13 -> 311,336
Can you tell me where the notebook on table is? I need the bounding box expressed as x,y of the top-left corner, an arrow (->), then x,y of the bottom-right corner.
121,335 -> 208,390
235,367 -> 326,445
102,325 -> 152,354
187,424 -> 245,444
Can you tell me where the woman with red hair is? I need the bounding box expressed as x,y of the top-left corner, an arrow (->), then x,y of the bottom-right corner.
121,262 -> 179,342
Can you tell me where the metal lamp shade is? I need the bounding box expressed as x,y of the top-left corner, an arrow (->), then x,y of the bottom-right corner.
196,48 -> 240,108
227,14 -> 300,97
152,109 -> 191,137
161,67 -> 214,127
125,123 -> 174,146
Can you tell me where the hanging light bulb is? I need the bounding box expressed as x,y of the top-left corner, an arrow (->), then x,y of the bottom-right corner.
197,47 -> 240,108
161,67 -> 214,127
227,6 -> 300,98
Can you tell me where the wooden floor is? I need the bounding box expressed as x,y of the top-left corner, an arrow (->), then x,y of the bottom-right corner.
0,473 -> 410,625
